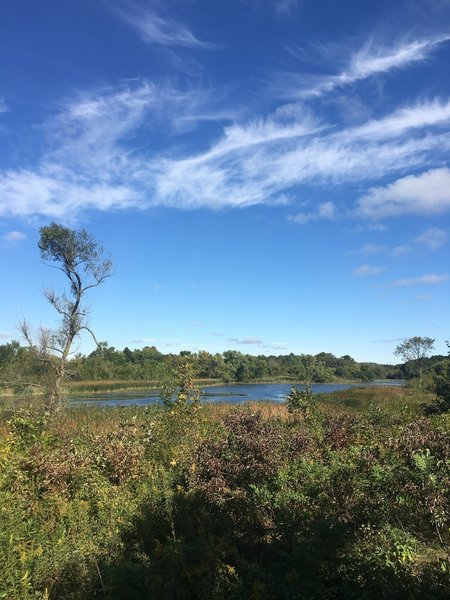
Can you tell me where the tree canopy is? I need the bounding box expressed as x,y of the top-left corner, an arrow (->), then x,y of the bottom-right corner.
394,336 -> 435,387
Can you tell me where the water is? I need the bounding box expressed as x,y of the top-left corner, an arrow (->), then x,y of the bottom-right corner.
70,380 -> 403,408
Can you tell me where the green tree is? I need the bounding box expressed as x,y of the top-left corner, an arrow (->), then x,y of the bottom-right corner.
20,222 -> 112,408
0,341 -> 46,393
394,336 -> 435,388
425,342 -> 450,414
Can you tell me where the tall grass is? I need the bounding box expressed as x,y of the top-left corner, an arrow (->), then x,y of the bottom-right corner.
66,378 -> 221,395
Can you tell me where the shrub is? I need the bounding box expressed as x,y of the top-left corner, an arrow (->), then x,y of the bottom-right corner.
286,384 -> 314,416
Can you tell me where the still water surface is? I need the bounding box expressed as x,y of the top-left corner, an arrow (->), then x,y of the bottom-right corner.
71,380 -> 403,408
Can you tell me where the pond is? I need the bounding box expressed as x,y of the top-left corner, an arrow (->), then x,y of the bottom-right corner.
70,380 -> 403,407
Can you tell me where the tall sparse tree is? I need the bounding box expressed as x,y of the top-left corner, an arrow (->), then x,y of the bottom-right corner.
20,223 -> 112,407
394,336 -> 435,387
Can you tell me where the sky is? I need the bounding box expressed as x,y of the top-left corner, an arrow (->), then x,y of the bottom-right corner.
0,0 -> 449,364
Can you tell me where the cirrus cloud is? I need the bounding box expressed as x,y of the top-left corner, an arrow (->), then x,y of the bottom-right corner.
415,227 -> 448,250
106,1 -> 210,48
353,264 -> 385,276
288,201 -> 336,224
278,35 -> 450,99
391,273 -> 448,286
2,230 -> 27,243
1,80 -> 450,219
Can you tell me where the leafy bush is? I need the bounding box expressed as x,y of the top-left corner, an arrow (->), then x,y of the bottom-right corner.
286,384 -> 314,415
426,355 -> 450,414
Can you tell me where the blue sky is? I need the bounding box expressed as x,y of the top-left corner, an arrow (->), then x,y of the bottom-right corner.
1,0 -> 449,363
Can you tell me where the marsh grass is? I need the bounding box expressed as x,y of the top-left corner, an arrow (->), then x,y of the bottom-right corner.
66,378 -> 221,395
316,385 -> 434,417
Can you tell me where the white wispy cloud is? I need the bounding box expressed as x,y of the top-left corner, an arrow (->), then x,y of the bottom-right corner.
1,78 -> 450,219
279,35 -> 450,99
351,226 -> 447,260
274,0 -> 301,15
0,169 -> 140,219
392,245 -> 411,257
415,226 -> 448,249
228,336 -> 262,345
130,338 -> 156,344
353,264 -> 385,276
391,273 -> 448,286
354,243 -> 387,255
238,337 -> 263,345
344,98 -> 450,141
225,336 -> 286,351
351,242 -> 412,257
0,98 -> 7,113
2,230 -> 27,242
288,201 -> 336,224
153,98 -> 450,210
416,293 -> 432,301
357,167 -> 450,219
108,1 -> 208,48
362,243 -> 386,254
0,81 -> 222,218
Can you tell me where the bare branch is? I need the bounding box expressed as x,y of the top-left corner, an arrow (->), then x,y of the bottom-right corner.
43,287 -> 71,317
18,320 -> 57,369
46,346 -> 65,355
80,326 -> 101,346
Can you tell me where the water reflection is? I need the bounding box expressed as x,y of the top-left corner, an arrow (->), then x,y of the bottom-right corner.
70,380 -> 403,408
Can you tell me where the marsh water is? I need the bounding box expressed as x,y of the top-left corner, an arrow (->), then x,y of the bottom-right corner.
70,380 -> 403,407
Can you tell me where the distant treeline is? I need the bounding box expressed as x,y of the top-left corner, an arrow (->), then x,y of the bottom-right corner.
66,345 -> 401,383
2,339 -> 446,388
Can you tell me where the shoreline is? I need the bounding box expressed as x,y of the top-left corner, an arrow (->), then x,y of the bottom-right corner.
0,378 -> 404,399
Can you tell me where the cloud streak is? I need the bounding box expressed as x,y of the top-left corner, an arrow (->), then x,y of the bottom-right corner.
279,35 -> 450,99
153,98 -> 450,210
1,77 -> 450,219
274,0 -> 301,15
391,273 -> 448,286
288,201 -> 336,224
107,1 -> 209,48
1,230 -> 27,243
353,264 -> 385,276
415,227 -> 448,250
228,336 -> 263,345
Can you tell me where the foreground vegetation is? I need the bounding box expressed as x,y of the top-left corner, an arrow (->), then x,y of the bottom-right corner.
1,385 -> 449,599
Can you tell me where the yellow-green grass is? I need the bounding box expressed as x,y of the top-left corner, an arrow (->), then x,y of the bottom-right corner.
65,378 -> 221,395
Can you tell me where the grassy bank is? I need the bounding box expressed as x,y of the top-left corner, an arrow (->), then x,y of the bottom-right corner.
66,378 -> 223,395
1,386 -> 449,599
